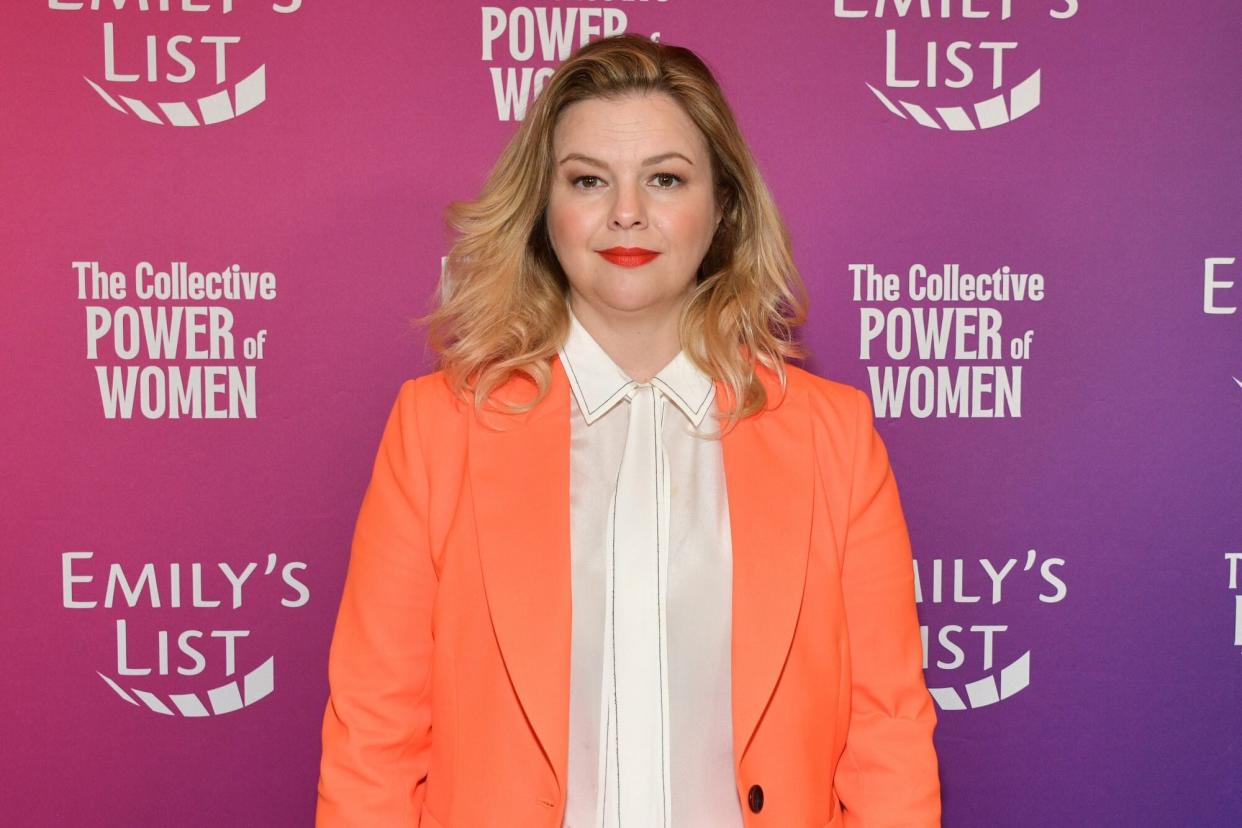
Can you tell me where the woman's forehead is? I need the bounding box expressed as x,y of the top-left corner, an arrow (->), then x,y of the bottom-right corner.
551,94 -> 709,159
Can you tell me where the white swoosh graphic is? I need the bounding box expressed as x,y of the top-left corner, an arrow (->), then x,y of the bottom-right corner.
867,69 -> 1041,130
84,64 -> 266,126
98,655 -> 275,715
926,650 -> 1031,710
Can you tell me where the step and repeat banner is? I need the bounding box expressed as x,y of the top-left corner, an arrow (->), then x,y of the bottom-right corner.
2,1 -> 1239,826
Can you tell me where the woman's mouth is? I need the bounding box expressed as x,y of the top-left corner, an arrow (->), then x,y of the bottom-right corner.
598,247 -> 660,268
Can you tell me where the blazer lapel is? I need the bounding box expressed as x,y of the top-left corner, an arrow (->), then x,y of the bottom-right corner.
468,354 -> 813,799
468,357 -> 575,798
717,366 -> 814,774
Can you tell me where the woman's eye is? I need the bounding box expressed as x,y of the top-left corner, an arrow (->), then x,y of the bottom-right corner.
570,173 -> 683,190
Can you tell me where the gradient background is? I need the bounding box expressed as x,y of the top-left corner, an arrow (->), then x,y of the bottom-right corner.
2,1 -> 1240,825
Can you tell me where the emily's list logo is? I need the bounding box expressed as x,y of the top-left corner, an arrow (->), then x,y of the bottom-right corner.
62,551 -> 310,717
49,0 -> 303,127
917,547 -> 1067,710
834,0 -> 1079,131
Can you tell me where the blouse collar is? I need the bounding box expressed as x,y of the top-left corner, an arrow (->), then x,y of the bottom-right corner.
557,296 -> 715,427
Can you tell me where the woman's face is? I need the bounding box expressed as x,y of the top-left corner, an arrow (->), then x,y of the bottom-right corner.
546,91 -> 722,320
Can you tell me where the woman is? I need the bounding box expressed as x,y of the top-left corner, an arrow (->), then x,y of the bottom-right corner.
317,33 -> 940,828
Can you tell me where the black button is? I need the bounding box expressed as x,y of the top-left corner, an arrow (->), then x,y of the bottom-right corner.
747,784 -> 764,813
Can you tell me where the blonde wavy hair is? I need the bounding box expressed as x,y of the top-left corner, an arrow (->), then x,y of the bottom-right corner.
417,32 -> 809,437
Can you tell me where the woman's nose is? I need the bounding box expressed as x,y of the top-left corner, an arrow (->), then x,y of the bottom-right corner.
608,181 -> 647,230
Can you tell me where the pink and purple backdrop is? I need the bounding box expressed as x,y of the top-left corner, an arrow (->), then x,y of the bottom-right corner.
3,1 -> 1240,825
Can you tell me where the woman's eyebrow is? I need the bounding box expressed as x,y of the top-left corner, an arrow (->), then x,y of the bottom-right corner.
558,151 -> 694,168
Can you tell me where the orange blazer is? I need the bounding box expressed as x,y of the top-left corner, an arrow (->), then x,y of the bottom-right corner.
316,354 -> 941,827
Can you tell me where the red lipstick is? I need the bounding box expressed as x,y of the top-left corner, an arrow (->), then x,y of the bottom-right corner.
598,246 -> 660,267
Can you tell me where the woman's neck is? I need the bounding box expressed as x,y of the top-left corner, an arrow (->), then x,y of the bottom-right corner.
567,291 -> 689,383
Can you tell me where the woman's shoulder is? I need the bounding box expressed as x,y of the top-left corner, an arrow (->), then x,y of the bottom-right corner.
383,369 -> 471,439
783,362 -> 871,427
782,365 -> 889,489
400,369 -> 457,405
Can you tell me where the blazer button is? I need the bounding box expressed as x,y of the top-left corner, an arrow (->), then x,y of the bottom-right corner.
747,784 -> 764,813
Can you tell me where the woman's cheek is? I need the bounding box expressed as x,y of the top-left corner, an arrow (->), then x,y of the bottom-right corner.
555,205 -> 593,245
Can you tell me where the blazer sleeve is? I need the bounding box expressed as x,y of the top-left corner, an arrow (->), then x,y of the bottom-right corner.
317,378 -> 436,826
833,387 -> 942,827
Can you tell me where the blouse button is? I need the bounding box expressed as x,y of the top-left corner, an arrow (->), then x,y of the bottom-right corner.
747,783 -> 764,813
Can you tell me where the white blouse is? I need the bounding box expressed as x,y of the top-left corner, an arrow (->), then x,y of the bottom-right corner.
557,302 -> 744,827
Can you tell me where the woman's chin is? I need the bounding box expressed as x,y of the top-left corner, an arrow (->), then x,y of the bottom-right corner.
584,279 -> 694,314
